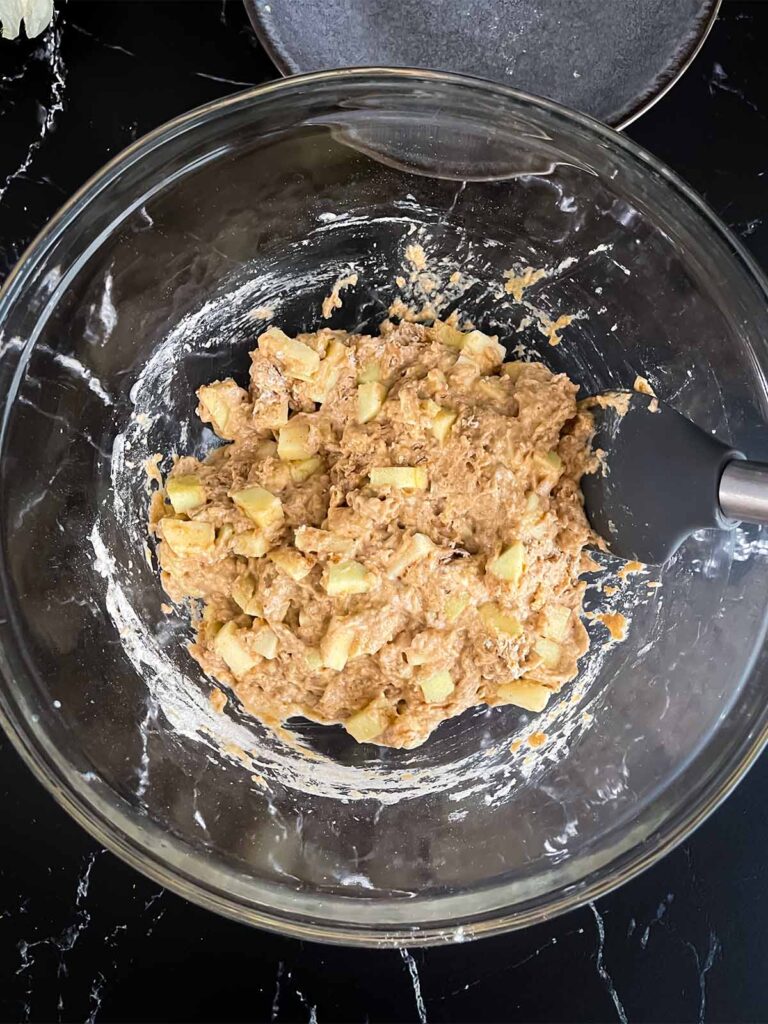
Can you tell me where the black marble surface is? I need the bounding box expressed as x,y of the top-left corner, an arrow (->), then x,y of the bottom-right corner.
1,3 -> 768,1022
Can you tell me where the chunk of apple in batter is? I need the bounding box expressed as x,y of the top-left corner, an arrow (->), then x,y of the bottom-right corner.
344,700 -> 390,743
387,532 -> 435,578
534,450 -> 563,476
500,361 -> 525,382
369,466 -> 428,490
258,327 -> 320,381
162,519 -> 215,556
232,572 -> 263,616
255,439 -> 278,459
357,360 -> 381,384
303,647 -> 324,671
430,406 -> 457,443
232,529 -> 270,558
268,546 -> 311,581
289,456 -> 323,484
542,604 -> 571,641
494,678 -> 551,712
214,621 -> 258,677
534,636 -> 562,668
430,319 -> 466,350
166,475 -> 206,514
214,523 -> 234,553
197,381 -> 245,438
487,541 -> 525,586
320,619 -> 355,671
325,560 -> 374,596
419,670 -> 455,703
479,602 -> 523,639
357,382 -> 387,424
252,624 -> 278,660
460,330 -> 506,370
523,491 -> 541,520
231,485 -> 284,529
277,419 -> 312,461
444,593 -> 469,622
308,339 -> 347,403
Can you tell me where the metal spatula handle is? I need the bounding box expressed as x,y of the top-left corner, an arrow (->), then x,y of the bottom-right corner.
720,460 -> 768,524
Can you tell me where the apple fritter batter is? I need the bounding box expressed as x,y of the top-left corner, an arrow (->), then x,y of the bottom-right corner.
152,317 -> 597,748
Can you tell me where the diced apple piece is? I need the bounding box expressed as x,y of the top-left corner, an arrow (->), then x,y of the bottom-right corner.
308,339 -> 347,403
214,621 -> 258,677
162,519 -> 215,556
201,604 -> 224,640
387,532 -> 435,578
215,523 -> 234,552
535,636 -> 562,668
308,368 -> 339,404
369,466 -> 428,490
357,382 -> 387,424
430,407 -> 458,443
197,381 -> 245,438
289,457 -> 323,484
534,450 -> 563,475
252,624 -> 278,660
444,594 -> 469,622
420,670 -> 455,703
261,399 -> 289,430
357,360 -> 381,384
324,339 -> 348,363
268,546 -> 311,581
232,573 -> 263,616
167,475 -> 206,514
500,361 -> 525,382
304,647 -> 324,671
523,491 -> 541,520
320,620 -> 355,671
344,701 -> 390,743
255,439 -> 278,459
479,602 -> 523,639
197,385 -> 230,435
325,560 -> 374,596
487,541 -> 526,586
277,419 -> 312,461
495,678 -> 551,712
232,529 -> 270,558
258,327 -> 320,381
431,319 -> 466,349
461,330 -> 506,370
406,647 -> 430,667
543,605 -> 571,641
231,485 -> 284,529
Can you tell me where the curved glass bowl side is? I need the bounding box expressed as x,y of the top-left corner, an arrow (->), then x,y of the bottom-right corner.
0,69 -> 766,946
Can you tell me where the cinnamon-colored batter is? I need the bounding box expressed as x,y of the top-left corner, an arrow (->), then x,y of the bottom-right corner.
152,317 -> 598,748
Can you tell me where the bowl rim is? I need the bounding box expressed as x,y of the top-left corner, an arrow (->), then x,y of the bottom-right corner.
1,65 -> 767,947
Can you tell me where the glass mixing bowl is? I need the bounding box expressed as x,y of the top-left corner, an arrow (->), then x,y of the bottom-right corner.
1,69 -> 767,947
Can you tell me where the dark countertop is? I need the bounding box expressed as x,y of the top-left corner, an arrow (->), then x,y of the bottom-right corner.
1,3 -> 767,1022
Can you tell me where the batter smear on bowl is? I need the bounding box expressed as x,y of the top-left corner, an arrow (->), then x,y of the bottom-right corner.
151,317 -> 600,748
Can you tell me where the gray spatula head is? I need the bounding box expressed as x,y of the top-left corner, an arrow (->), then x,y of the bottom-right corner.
581,392 -> 768,565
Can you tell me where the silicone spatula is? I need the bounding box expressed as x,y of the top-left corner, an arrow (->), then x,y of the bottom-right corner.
580,392 -> 768,564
